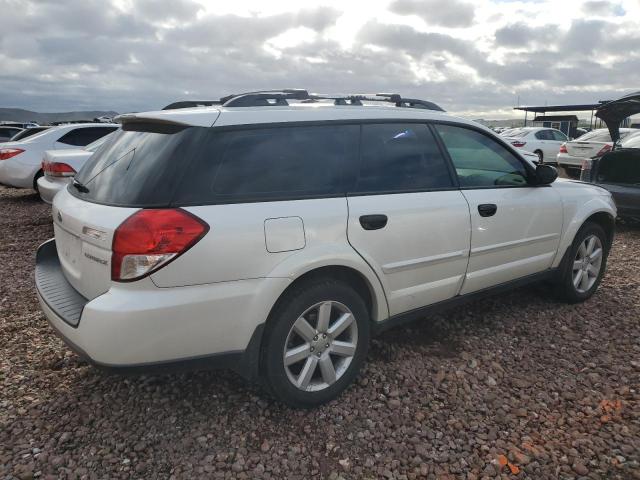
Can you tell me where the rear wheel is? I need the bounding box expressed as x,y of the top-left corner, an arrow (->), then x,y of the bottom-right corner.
556,222 -> 608,303
33,170 -> 43,193
261,278 -> 370,407
534,150 -> 543,163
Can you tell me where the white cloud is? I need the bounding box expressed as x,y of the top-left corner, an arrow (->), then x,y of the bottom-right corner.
0,0 -> 637,118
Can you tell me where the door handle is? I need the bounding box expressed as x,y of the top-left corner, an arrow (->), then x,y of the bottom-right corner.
477,204 -> 497,217
359,214 -> 388,230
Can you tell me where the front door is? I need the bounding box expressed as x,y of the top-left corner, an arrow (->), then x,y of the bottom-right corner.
433,123 -> 563,294
346,123 -> 471,316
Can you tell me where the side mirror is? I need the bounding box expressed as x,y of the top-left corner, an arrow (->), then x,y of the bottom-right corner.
535,164 -> 558,185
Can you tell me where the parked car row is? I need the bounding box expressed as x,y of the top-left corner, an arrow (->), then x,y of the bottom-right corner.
0,123 -> 117,194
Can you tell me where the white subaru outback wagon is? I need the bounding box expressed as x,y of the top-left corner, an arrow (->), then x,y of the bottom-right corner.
35,90 -> 616,407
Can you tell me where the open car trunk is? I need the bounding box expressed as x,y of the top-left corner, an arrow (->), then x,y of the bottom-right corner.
596,91 -> 640,143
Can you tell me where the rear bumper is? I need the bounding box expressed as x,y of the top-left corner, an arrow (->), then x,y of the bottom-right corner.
557,152 -> 588,168
37,176 -> 70,204
0,156 -> 39,188
35,239 -> 288,378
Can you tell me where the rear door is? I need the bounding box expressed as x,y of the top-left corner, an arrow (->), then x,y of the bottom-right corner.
433,123 -> 562,294
346,123 -> 471,316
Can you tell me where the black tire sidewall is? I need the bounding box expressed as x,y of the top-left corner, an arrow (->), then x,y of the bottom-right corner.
559,222 -> 608,303
262,279 -> 370,407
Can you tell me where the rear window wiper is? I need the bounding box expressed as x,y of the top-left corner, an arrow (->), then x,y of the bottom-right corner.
72,179 -> 89,193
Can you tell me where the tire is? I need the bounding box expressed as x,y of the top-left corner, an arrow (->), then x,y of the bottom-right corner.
261,278 -> 370,407
33,170 -> 43,193
555,222 -> 609,303
534,150 -> 543,163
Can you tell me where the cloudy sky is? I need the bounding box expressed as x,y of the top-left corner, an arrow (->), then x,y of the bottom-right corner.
1,0 -> 638,118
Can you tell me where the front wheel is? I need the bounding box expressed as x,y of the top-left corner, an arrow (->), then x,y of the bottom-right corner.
556,222 -> 609,303
261,279 -> 370,407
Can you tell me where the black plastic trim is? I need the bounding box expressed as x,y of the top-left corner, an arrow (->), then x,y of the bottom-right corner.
35,239 -> 87,328
372,269 -> 557,335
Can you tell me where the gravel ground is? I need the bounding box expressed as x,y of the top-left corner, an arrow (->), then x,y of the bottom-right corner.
1,185 -> 639,480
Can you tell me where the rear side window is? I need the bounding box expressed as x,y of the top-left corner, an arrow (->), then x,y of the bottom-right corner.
435,124 -> 529,188
58,126 -> 118,146
205,125 -> 358,200
353,123 -> 453,193
551,130 -> 567,141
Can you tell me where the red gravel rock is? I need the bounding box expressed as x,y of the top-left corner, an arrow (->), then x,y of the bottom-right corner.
1,186 -> 639,479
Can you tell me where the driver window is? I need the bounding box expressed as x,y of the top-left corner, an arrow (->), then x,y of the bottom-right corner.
434,124 -> 529,188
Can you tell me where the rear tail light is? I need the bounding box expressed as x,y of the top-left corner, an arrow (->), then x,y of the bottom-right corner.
0,148 -> 25,160
511,141 -> 526,148
595,144 -> 612,157
111,209 -> 209,282
42,160 -> 76,177
559,143 -> 568,153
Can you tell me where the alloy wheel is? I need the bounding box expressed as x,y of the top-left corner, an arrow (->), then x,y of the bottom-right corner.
572,234 -> 603,293
283,301 -> 358,392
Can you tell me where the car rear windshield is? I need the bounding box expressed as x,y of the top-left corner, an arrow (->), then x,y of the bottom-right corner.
70,124 -> 359,207
576,130 -> 611,143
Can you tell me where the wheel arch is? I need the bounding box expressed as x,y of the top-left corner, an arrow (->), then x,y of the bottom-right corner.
584,211 -> 615,251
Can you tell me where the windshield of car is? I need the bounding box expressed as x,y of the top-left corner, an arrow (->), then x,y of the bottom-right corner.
621,131 -> 640,149
9,127 -> 48,141
85,131 -> 117,152
504,129 -> 529,138
574,129 -> 611,142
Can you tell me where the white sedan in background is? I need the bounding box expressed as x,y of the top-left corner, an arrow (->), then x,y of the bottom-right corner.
556,128 -> 639,177
501,127 -> 568,164
0,123 -> 118,191
37,131 -> 117,204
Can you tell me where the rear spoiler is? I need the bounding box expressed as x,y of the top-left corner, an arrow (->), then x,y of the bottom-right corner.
595,91 -> 640,144
114,109 -> 220,130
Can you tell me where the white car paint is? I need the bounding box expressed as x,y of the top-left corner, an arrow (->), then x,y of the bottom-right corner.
37,131 -> 117,204
0,123 -> 117,190
556,128 -> 638,170
37,102 -> 616,372
502,127 -> 567,163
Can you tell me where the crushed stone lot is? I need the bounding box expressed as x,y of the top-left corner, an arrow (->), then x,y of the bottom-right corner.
1,185 -> 639,480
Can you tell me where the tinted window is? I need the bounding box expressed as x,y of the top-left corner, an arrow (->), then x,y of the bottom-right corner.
205,125 -> 358,200
74,125 -> 359,207
597,150 -> 640,185
58,126 -> 117,146
354,124 -> 453,193
551,130 -> 567,141
0,127 -> 21,139
435,124 -> 529,188
9,127 -> 48,141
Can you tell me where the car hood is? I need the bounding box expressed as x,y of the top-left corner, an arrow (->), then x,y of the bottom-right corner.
596,91 -> 640,143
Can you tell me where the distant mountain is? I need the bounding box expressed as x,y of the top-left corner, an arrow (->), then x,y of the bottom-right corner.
0,108 -> 119,124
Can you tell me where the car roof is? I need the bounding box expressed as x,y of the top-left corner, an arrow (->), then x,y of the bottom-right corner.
116,103 -> 479,130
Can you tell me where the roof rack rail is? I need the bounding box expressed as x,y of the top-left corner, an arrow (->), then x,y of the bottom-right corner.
162,100 -> 222,110
218,89 -> 445,111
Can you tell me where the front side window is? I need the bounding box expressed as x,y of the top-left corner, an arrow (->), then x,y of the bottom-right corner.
434,124 -> 529,188
353,123 -> 453,193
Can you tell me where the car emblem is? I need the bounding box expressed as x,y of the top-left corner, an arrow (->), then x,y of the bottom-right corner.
57,211 -> 62,223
